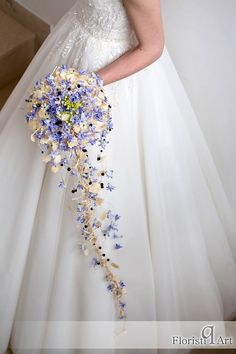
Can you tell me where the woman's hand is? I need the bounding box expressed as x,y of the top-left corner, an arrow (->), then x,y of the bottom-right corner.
96,0 -> 164,86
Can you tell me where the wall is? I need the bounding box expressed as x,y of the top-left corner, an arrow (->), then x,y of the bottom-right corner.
15,0 -> 236,212
161,0 -> 236,213
16,0 -> 76,24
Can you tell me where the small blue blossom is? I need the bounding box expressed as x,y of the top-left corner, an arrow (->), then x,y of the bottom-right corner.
91,257 -> 100,267
119,281 -> 126,288
60,64 -> 68,71
58,180 -> 66,189
112,233 -> 123,239
119,301 -> 126,308
111,223 -> 118,232
106,170 -> 114,178
106,183 -> 115,192
76,204 -> 85,213
88,192 -> 97,200
71,170 -> 78,176
114,243 -> 123,250
92,218 -> 100,229
94,111 -> 103,121
114,214 -> 120,222
77,214 -> 85,224
107,284 -> 114,292
78,69 -> 87,75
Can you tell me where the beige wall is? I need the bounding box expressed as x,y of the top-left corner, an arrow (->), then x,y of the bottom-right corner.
16,0 -> 76,24
161,0 -> 236,213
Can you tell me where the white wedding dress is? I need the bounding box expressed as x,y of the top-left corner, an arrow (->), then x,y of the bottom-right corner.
1,0 -> 236,353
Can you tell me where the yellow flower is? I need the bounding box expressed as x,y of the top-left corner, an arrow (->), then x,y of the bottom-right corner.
28,120 -> 40,130
52,142 -> 58,151
54,155 -> 62,164
51,166 -> 59,173
84,248 -> 89,256
68,139 -> 78,148
73,125 -> 80,133
61,112 -> 71,121
40,138 -> 49,144
42,155 -> 51,163
38,109 -> 48,118
100,211 -> 107,220
30,133 -> 36,142
111,262 -> 120,269
89,183 -> 100,193
96,198 -> 104,206
63,97 -> 83,111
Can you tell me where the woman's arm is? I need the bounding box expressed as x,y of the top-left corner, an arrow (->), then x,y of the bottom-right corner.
96,0 -> 165,86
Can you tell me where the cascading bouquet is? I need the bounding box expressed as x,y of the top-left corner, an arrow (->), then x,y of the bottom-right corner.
25,65 -> 127,320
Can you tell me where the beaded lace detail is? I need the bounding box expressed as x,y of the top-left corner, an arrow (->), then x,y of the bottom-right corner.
73,0 -> 135,42
47,0 -> 137,73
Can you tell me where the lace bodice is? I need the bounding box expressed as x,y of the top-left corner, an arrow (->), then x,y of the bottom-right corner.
47,0 -> 138,76
73,0 -> 136,42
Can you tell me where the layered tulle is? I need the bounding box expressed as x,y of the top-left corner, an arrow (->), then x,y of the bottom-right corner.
0,1 -> 236,354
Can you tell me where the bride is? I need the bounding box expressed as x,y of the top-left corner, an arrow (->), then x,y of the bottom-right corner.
1,0 -> 236,352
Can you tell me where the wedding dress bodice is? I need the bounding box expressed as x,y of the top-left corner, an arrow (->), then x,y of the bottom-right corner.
47,0 -> 138,73
73,0 -> 136,42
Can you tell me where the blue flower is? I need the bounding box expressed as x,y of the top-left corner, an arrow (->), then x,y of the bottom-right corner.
58,179 -> 66,189
106,183 -> 115,192
119,281 -> 125,288
119,301 -> 126,308
52,132 -> 62,142
107,210 -> 113,220
92,218 -> 100,228
112,233 -> 123,239
107,284 -> 114,292
88,192 -> 97,200
114,214 -> 120,221
79,69 -> 87,75
106,170 -> 114,178
114,243 -> 123,250
60,64 -> 68,71
105,222 -> 115,233
77,215 -> 85,224
91,257 -> 100,267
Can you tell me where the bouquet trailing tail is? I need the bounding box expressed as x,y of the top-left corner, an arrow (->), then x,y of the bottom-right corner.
25,65 -> 127,320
